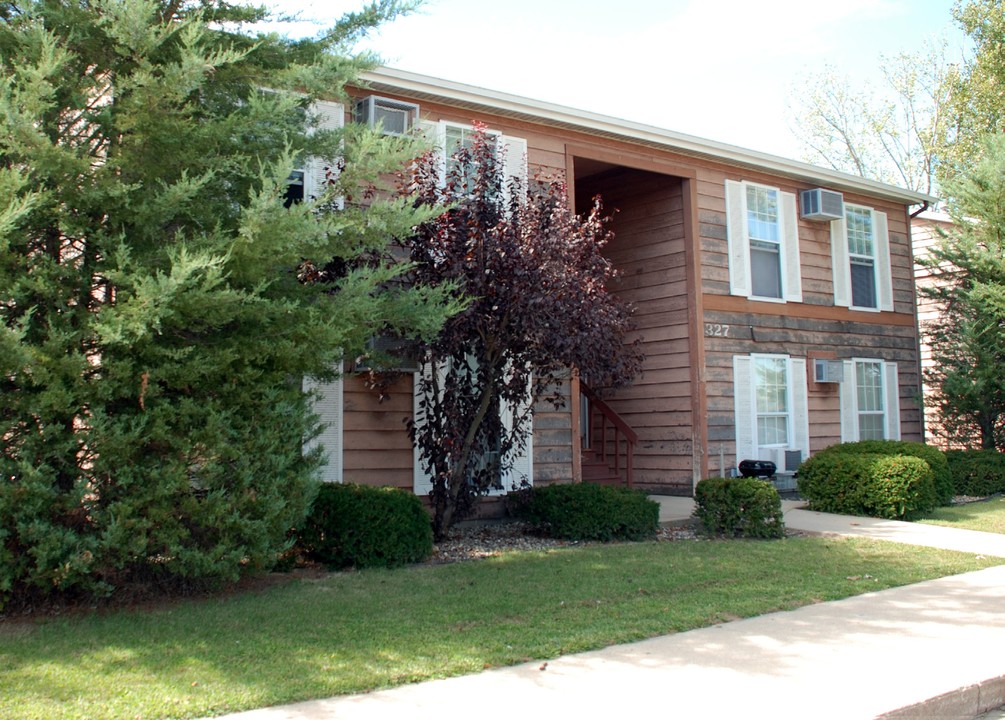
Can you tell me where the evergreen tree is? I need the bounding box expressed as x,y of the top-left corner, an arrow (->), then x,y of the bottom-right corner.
0,0 -> 455,607
921,133 -> 1005,449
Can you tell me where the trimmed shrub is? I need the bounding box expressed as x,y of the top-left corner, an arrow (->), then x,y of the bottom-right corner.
514,483 -> 659,541
296,483 -> 433,569
797,451 -> 938,519
946,450 -> 1005,497
693,478 -> 785,539
806,440 -> 952,506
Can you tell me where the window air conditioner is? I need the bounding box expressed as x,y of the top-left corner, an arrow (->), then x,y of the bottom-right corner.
356,96 -> 419,135
354,335 -> 420,373
800,188 -> 845,221
814,358 -> 845,383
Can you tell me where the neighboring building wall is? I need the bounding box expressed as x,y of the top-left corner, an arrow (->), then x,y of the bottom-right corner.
912,211 -> 954,447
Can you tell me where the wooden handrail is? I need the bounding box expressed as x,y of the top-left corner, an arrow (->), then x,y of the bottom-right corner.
581,384 -> 637,488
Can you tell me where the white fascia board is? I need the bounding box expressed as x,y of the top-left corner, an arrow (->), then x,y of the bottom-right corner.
361,67 -> 937,208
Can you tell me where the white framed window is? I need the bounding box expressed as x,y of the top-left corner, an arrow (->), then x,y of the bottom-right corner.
832,204 -> 893,311
840,359 -> 901,442
412,362 -> 533,496
725,179 -> 801,303
733,354 -> 809,472
419,120 -> 528,203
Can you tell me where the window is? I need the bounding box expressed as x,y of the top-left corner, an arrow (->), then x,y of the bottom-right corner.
832,205 -> 893,311
733,354 -> 809,471
412,362 -> 533,496
420,121 -> 528,203
840,359 -> 901,442
747,186 -> 783,299
755,356 -> 789,446
725,179 -> 801,302
847,206 -> 877,308
855,360 -> 885,440
444,123 -> 491,194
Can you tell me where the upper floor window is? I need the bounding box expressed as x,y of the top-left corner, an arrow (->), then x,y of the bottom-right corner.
725,179 -> 801,303
420,121 -> 528,203
832,205 -> 893,311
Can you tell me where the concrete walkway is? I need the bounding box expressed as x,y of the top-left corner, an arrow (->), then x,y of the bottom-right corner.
213,500 -> 1005,720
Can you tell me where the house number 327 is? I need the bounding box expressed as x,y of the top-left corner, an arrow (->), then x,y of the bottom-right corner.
704,323 -> 730,337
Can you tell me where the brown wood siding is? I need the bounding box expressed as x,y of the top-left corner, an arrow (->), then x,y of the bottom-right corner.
342,373 -> 414,490
913,214 -> 954,446
346,85 -> 926,496
576,168 -> 694,493
702,310 -> 924,476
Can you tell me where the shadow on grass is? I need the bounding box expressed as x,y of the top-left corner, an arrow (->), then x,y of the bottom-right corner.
1,538 -> 1000,720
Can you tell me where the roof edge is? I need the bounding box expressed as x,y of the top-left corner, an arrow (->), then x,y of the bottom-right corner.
361,67 -> 938,207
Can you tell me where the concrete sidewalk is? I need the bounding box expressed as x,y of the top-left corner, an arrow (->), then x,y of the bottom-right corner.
213,500 -> 1005,720
653,495 -> 1005,558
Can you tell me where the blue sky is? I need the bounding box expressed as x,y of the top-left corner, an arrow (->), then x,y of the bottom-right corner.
259,0 -> 966,162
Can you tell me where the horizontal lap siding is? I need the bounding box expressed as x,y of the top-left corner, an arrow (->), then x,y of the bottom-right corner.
577,169 -> 693,492
702,311 -> 923,473
697,164 -> 921,475
343,374 -> 414,490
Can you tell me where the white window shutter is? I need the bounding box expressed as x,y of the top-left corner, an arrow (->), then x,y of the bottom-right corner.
499,134 -> 528,207
412,367 -> 434,495
781,192 -> 802,302
831,217 -> 851,308
733,355 -> 756,464
884,361 -> 901,440
303,370 -> 343,483
840,360 -> 858,442
790,357 -> 810,460
725,180 -> 750,298
875,211 -> 894,312
501,375 -> 533,491
414,120 -> 446,188
304,100 -> 344,207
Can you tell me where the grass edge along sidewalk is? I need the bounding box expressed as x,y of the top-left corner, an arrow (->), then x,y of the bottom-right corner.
2,535 -> 1001,720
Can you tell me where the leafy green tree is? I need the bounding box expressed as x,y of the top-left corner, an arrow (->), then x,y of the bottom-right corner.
921,134 -> 1005,449
788,38 -> 956,195
0,0 -> 455,608
943,0 -> 1005,172
402,128 -> 643,539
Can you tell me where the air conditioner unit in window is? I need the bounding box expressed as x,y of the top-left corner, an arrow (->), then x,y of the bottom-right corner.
356,95 -> 419,136
814,358 -> 845,383
353,335 -> 420,373
800,188 -> 845,221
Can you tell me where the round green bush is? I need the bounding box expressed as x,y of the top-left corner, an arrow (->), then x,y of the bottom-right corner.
513,483 -> 659,541
797,451 -> 937,520
804,440 -> 952,506
296,483 -> 433,569
946,449 -> 1005,497
693,477 -> 785,539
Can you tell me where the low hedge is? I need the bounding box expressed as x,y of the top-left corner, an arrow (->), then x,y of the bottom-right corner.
797,451 -> 938,520
837,440 -> 953,505
512,483 -> 659,541
296,483 -> 433,569
945,449 -> 1005,497
693,477 -> 785,539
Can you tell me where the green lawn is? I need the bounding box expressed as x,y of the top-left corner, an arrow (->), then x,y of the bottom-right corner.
1,537 -> 1000,720
917,495 -> 1005,533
